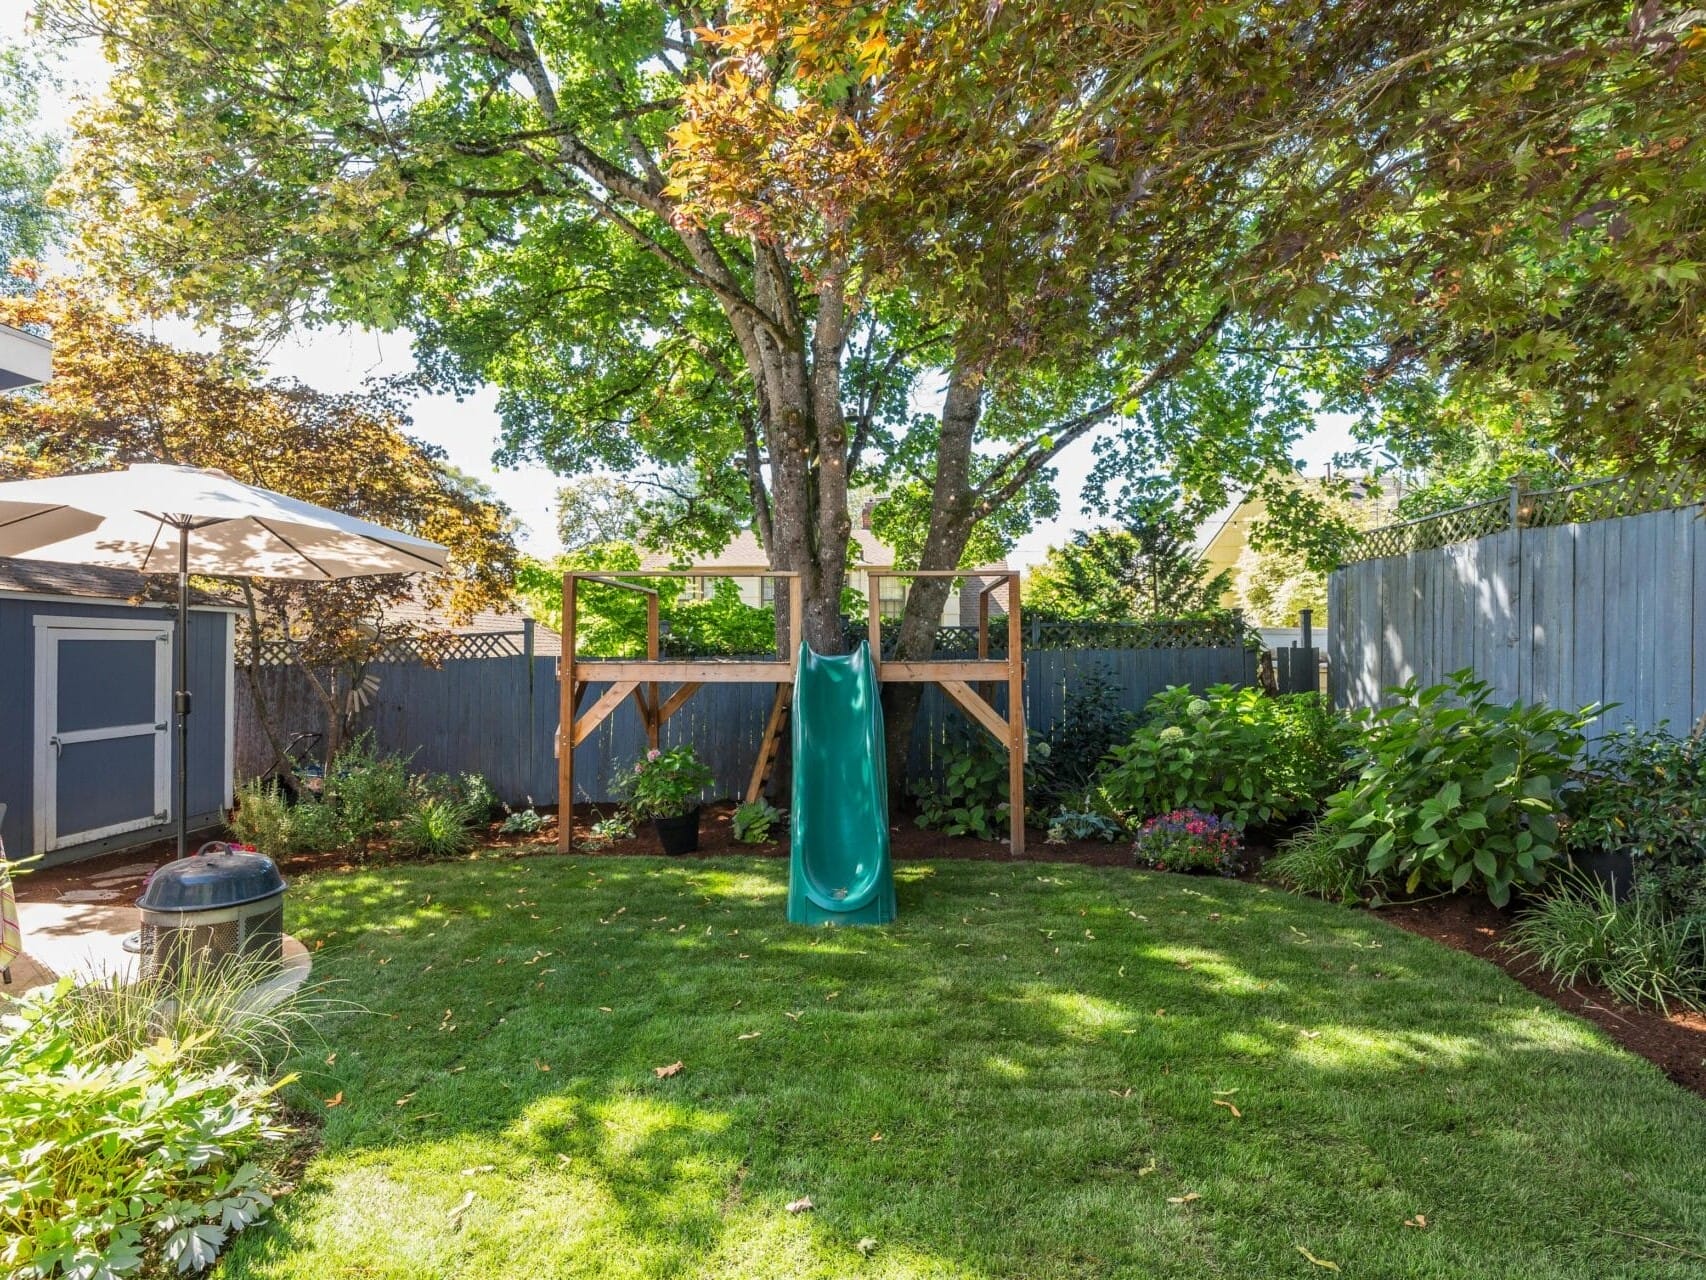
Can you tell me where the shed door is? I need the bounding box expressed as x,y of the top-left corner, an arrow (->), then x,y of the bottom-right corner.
33,619 -> 172,851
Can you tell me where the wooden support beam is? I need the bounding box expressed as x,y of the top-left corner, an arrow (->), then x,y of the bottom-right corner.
656,682 -> 702,726
645,593 -> 660,750
629,684 -> 657,749
559,573 -> 577,853
746,683 -> 792,803
880,660 -> 1012,682
572,681 -> 639,748
939,679 -> 1010,745
572,660 -> 793,683
1007,571 -> 1025,857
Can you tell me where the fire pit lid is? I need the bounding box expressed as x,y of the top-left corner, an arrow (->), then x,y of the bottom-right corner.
137,847 -> 287,912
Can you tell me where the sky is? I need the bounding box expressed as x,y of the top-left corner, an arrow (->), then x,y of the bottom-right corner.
9,11 -> 1356,567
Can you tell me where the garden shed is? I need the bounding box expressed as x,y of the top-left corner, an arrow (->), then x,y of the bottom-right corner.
0,558 -> 236,866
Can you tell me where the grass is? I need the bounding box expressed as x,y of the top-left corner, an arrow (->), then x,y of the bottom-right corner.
222,856 -> 1706,1279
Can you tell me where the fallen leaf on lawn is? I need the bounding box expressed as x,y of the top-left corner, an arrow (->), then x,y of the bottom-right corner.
556,1153 -> 572,1164
461,1165 -> 497,1176
870,1132 -> 883,1142
1166,1192 -> 1199,1205
448,1190 -> 476,1226
1299,1029 -> 1322,1040
1213,1088 -> 1239,1095
1137,1160 -> 1157,1177
785,1010 -> 802,1020
1110,1087 -> 1133,1099
324,1091 -> 344,1108
324,1052 -> 337,1065
653,1060 -> 684,1079
737,1031 -> 762,1041
536,1060 -> 552,1072
786,1196 -> 814,1213
1295,1245 -> 1339,1271
395,1092 -> 416,1107
1213,1099 -> 1242,1118
1405,1214 -> 1428,1229
855,1237 -> 878,1256
825,992 -> 839,1000
598,1006 -> 613,1013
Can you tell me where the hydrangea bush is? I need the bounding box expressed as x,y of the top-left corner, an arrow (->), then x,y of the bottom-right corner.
1132,808 -> 1242,876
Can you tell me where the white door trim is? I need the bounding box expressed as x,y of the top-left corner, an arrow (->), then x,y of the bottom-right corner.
33,616 -> 173,851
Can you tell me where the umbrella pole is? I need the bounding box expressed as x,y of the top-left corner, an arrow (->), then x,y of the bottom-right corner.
175,523 -> 190,860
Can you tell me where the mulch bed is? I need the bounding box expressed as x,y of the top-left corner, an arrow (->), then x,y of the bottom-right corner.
21,805 -> 1706,1099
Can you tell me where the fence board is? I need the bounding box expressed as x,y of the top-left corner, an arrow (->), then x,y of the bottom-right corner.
1330,505 -> 1704,738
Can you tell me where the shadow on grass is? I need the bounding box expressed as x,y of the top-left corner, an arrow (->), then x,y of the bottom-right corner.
221,857 -> 1706,1280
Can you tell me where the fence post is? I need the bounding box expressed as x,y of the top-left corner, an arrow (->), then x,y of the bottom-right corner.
1299,608 -> 1312,652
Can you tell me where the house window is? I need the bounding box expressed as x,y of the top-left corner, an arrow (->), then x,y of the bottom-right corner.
877,575 -> 908,622
759,577 -> 776,606
679,575 -> 708,602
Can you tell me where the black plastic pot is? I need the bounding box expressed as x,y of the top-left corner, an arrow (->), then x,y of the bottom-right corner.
1567,846 -> 1636,902
654,808 -> 702,856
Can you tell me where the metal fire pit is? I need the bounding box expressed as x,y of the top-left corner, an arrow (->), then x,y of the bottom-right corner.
137,845 -> 287,980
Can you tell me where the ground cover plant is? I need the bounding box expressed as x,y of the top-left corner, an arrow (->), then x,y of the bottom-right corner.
218,856 -> 1706,1279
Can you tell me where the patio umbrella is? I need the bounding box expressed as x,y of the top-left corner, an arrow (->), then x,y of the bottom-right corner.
0,463 -> 449,857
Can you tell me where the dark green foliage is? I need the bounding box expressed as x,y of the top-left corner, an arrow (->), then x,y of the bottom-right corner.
498,807 -> 546,836
1322,672 -> 1593,907
1096,685 -> 1352,830
1565,727 -> 1706,867
1512,874 -> 1706,1013
324,733 -> 414,847
417,770 -> 501,824
1028,669 -> 1136,811
913,732 -> 1010,840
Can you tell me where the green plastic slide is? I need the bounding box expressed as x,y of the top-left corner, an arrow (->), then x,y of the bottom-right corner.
787,641 -> 897,926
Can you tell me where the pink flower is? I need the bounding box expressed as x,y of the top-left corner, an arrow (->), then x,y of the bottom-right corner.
633,762 -> 644,774
647,749 -> 662,762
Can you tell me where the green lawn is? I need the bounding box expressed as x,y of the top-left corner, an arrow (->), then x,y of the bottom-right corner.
224,856 -> 1706,1279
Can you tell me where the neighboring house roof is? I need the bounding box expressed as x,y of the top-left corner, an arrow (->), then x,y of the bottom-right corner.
0,321 -> 52,391
0,557 -> 235,608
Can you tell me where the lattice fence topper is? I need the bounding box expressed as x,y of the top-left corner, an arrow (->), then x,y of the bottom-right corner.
253,629 -> 532,667
1348,469 -> 1706,562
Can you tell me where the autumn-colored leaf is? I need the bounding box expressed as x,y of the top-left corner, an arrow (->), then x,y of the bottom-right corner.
855,1237 -> 878,1256
324,1091 -> 344,1108
786,1195 -> 815,1213
448,1190 -> 476,1226
1296,1245 -> 1340,1271
1405,1214 -> 1429,1229
654,1060 -> 685,1078
737,1031 -> 762,1041
1213,1099 -> 1242,1118
1167,1192 -> 1199,1205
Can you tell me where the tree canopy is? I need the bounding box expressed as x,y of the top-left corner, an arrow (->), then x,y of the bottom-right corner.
0,41 -> 60,278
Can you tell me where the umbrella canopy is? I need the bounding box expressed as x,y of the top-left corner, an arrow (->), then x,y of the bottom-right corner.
0,463 -> 450,857
0,463 -> 448,576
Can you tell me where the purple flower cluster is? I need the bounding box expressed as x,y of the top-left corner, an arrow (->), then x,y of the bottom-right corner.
1133,808 -> 1242,876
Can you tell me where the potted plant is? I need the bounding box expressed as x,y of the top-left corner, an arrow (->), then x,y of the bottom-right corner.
1562,728 -> 1706,902
623,745 -> 716,854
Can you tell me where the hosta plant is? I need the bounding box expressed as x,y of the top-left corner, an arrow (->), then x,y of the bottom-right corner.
1322,671 -> 1594,906
732,799 -> 784,844
1,981 -> 290,1279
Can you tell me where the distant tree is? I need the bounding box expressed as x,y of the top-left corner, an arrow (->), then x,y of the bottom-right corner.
1233,544 -> 1324,629
555,476 -> 641,553
0,277 -> 518,770
0,43 -> 59,278
1026,524 -> 1231,622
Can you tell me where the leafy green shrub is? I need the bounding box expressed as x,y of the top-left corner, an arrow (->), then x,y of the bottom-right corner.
1512,874 -> 1706,1012
1029,671 -> 1136,810
1131,809 -> 1242,875
1,980 -> 291,1279
283,796 -> 350,854
417,771 -> 501,825
1564,727 -> 1706,866
498,806 -> 546,835
1266,822 -> 1371,903
622,745 -> 716,819
229,780 -> 293,853
732,799 -> 783,844
1322,672 -> 1593,906
396,798 -> 475,857
1045,810 -> 1125,843
914,731 -> 1010,840
323,733 -> 413,846
1096,685 -> 1351,830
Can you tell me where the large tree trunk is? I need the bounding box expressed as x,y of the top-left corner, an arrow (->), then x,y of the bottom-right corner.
881,360 -> 987,803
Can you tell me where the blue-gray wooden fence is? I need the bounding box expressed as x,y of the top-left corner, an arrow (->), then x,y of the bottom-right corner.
237,643 -> 1260,805
1328,503 -> 1706,737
